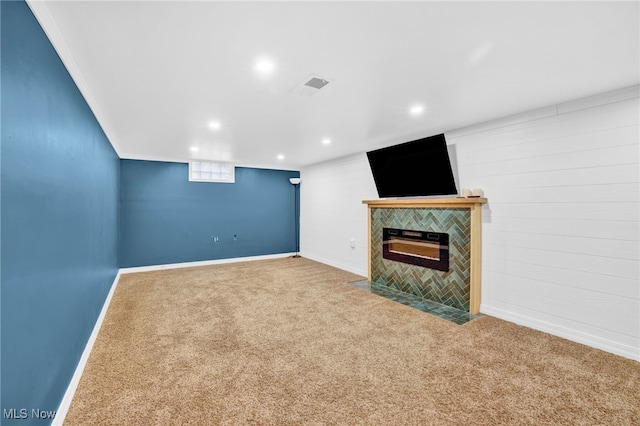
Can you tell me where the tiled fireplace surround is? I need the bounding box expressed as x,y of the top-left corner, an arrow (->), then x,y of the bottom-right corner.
363,198 -> 487,314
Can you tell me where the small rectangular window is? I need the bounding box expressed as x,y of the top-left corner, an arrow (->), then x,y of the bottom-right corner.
189,161 -> 235,183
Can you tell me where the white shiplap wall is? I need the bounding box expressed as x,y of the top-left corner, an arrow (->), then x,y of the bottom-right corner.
449,87 -> 639,360
300,86 -> 639,360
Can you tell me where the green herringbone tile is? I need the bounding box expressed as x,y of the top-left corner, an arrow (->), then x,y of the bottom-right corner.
371,207 -> 471,311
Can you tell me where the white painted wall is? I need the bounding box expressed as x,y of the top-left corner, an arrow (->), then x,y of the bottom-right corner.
299,154 -> 378,276
300,86 -> 639,360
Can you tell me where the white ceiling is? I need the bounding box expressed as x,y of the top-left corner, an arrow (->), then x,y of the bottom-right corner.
30,1 -> 639,170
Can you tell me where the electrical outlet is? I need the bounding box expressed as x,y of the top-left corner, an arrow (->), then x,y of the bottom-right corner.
233,234 -> 238,241
350,238 -> 356,248
212,236 -> 219,243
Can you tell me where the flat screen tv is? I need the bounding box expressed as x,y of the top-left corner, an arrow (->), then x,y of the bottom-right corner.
366,133 -> 457,198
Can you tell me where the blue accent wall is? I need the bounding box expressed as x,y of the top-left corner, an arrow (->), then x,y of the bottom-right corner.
1,2 -> 120,424
119,160 -> 300,267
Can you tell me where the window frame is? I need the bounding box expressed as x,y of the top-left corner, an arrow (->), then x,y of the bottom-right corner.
188,161 -> 236,183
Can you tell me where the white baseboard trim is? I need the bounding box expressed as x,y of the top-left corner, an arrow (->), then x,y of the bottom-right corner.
299,252 -> 367,278
54,271 -> 122,425
119,252 -> 297,274
480,304 -> 640,362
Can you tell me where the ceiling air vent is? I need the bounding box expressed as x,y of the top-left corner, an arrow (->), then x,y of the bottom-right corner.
304,77 -> 330,89
290,74 -> 333,97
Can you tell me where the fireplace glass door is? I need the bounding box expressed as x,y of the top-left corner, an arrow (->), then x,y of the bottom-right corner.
382,228 -> 449,272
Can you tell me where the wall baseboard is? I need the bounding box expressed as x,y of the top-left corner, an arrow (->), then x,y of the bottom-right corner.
53,271 -> 122,425
119,252 -> 297,274
480,304 -> 640,362
300,252 -> 367,278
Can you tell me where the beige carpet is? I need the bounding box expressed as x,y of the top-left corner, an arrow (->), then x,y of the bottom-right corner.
66,257 -> 639,425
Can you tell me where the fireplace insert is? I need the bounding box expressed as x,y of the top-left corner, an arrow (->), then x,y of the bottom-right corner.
382,228 -> 449,272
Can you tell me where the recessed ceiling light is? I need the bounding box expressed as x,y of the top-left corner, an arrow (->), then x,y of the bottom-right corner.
190,147 -> 199,152
277,154 -> 285,161
256,58 -> 275,74
322,138 -> 331,145
410,105 -> 425,116
208,121 -> 221,130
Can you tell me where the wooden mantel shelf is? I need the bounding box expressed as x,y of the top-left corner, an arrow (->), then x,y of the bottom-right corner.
363,197 -> 487,314
362,197 -> 487,208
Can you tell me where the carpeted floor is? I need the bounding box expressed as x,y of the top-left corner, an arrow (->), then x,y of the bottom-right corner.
66,257 -> 640,425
